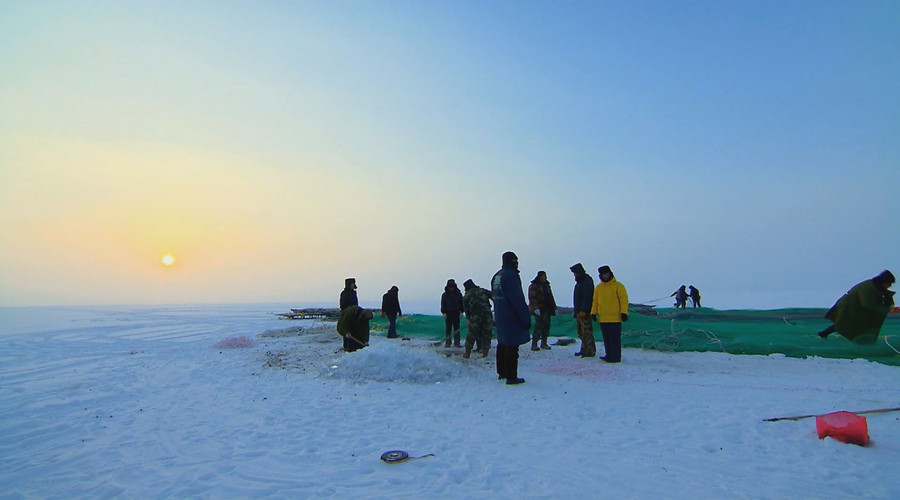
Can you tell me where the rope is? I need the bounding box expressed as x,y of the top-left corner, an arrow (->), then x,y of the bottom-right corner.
885,336 -> 900,354
625,319 -> 728,354
639,296 -> 672,304
380,450 -> 435,464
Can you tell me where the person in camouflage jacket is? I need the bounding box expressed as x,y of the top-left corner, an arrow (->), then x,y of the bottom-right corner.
528,271 -> 558,351
462,279 -> 494,358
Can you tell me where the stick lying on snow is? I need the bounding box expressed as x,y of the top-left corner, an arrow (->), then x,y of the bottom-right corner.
764,406 -> 900,422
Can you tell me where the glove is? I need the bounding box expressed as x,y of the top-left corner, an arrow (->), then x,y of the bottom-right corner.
381,312 -> 386,318
621,313 -> 628,322
534,309 -> 541,317
442,313 -> 447,319
577,311 -> 586,319
591,314 -> 597,322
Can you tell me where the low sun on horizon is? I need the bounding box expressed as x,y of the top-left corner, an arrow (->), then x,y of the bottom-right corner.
161,254 -> 176,266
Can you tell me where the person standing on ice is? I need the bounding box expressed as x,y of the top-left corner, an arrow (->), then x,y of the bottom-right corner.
380,285 -> 402,339
688,285 -> 701,308
817,270 -> 895,344
592,265 -> 629,363
441,279 -> 464,348
570,263 -> 596,357
340,278 -> 358,310
492,251 -> 531,384
528,270 -> 558,351
462,279 -> 494,358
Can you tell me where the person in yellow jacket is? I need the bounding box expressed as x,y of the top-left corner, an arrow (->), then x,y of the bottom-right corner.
591,265 -> 629,363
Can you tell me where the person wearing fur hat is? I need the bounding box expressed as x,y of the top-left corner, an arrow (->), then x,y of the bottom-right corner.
528,271 -> 558,351
570,263 -> 596,357
818,270 -> 895,344
491,251 -> 531,384
591,265 -> 629,363
441,279 -> 464,348
340,278 -> 358,311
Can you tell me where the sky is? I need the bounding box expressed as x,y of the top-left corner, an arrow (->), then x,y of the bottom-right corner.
1,0 -> 898,310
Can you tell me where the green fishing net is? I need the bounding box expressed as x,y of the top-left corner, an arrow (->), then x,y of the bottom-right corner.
369,308 -> 900,366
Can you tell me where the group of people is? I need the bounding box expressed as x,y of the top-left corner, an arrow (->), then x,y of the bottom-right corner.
336,251 -> 632,386
670,285 -> 701,308
336,260 -> 897,384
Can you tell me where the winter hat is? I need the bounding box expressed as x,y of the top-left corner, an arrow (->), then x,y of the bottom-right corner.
463,279 -> 476,291
446,279 -> 457,287
535,270 -> 547,279
873,270 -> 895,285
570,263 -> 586,274
345,278 -> 356,287
390,285 -> 399,292
598,265 -> 612,275
502,251 -> 518,266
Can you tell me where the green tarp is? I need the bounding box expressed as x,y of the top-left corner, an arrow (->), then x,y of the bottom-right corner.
369,308 -> 900,366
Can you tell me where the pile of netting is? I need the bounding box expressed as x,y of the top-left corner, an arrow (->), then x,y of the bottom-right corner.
368,308 -> 900,366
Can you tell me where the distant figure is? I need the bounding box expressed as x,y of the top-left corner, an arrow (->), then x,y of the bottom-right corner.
528,271 -> 558,351
671,285 -> 688,309
818,270 -> 895,344
337,305 -> 373,352
491,251 -> 531,385
688,285 -> 701,308
592,265 -> 629,363
441,279 -> 464,348
381,286 -> 402,339
462,279 -> 494,358
570,263 -> 596,357
340,278 -> 358,310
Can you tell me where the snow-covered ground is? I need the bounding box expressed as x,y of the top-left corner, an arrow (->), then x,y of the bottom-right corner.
1,304 -> 898,499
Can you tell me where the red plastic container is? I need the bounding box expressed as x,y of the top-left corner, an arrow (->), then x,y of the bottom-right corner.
815,411 -> 869,446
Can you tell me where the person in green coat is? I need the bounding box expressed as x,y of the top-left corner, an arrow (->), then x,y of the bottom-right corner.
818,270 -> 895,344
337,305 -> 373,352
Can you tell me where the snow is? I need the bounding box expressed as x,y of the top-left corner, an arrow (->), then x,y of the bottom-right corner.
1,304 -> 898,499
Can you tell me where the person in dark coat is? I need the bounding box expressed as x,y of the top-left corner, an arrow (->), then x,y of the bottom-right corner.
818,270 -> 895,344
570,263 -> 596,357
528,271 -> 558,351
337,305 -> 373,352
441,279 -> 464,348
671,285 -> 688,309
688,285 -> 701,308
381,285 -> 402,338
491,251 -> 531,385
340,278 -> 358,310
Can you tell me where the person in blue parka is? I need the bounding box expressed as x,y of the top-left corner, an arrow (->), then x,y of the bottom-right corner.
491,251 -> 531,385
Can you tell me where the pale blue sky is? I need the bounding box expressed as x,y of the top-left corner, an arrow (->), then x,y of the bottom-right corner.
1,1 -> 897,309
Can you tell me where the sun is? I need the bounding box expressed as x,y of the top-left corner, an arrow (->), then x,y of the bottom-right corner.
161,254 -> 176,266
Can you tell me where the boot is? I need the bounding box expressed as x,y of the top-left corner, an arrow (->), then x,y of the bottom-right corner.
463,348 -> 471,359
531,339 -> 540,351
481,347 -> 490,358
541,339 -> 550,350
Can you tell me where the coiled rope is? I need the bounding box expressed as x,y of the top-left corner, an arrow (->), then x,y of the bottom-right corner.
624,319 -> 728,354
